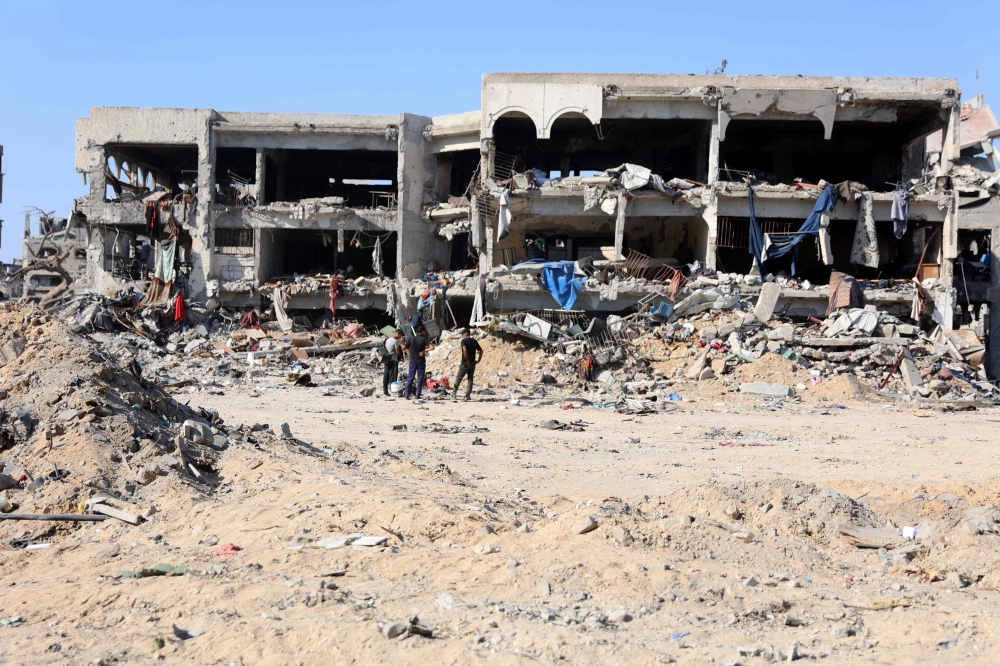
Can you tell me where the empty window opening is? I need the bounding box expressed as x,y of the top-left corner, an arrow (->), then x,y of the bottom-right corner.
263,149 -> 397,205
258,229 -> 396,279
101,230 -> 155,279
492,117 -> 710,184
448,232 -> 478,271
495,216 -> 706,268
215,228 -> 255,255
719,110 -> 942,191
957,229 -> 991,283
29,274 -> 64,288
435,149 -> 480,201
105,144 -> 198,202
215,148 -> 258,207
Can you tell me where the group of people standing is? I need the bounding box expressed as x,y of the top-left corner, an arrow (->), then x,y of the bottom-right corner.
380,323 -> 482,401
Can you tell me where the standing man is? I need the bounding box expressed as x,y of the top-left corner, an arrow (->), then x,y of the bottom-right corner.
403,325 -> 434,400
381,330 -> 403,397
452,328 -> 483,401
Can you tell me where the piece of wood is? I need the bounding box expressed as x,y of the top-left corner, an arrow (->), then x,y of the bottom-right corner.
881,350 -> 906,390
91,503 -> 141,525
845,598 -> 912,611
797,337 -> 912,348
0,513 -> 108,521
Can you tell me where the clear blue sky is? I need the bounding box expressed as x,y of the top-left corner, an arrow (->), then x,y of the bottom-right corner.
1,0 -> 996,261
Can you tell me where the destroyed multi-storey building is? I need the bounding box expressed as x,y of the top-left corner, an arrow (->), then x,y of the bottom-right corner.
68,73 -> 999,376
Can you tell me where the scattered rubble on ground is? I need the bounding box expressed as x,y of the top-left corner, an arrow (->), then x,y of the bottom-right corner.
0,296 -> 1000,663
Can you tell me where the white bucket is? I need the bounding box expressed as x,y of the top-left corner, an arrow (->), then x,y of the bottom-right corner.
389,381 -> 404,396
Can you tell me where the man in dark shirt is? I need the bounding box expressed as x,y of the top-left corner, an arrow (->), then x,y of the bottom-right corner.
452,328 -> 483,401
403,326 -> 434,399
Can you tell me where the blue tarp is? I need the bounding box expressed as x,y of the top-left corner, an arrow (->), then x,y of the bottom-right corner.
748,183 -> 840,276
540,261 -> 585,311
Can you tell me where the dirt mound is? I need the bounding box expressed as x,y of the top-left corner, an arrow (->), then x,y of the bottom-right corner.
426,333 -> 555,385
0,302 -> 219,520
733,352 -> 805,386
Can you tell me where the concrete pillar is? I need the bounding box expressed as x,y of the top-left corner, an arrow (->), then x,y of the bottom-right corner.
614,191 -> 627,261
396,113 -> 436,279
941,103 -> 962,174
189,111 -> 216,301
255,148 -> 268,205
941,191 -> 957,288
702,197 -> 718,270
486,215 -> 494,270
89,147 -> 107,202
989,226 -> 1000,379
470,194 -> 483,250
707,116 -> 721,185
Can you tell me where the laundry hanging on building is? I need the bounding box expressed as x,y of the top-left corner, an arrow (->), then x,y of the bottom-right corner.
892,189 -> 911,239
139,237 -> 177,307
496,189 -> 512,240
372,237 -> 384,277
849,192 -> 879,268
273,287 -> 293,332
328,276 -> 343,316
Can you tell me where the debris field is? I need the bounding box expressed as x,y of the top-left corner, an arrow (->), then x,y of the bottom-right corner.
1,301 -> 1000,665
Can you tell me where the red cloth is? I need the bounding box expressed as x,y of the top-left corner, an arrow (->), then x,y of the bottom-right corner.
239,310 -> 259,328
173,293 -> 185,322
328,276 -> 343,315
425,376 -> 450,391
215,542 -> 242,559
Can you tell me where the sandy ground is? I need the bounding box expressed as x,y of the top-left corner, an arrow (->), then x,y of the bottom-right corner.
4,373 -> 1000,665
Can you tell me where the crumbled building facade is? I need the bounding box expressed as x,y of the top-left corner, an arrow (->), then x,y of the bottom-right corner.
64,73 -> 999,376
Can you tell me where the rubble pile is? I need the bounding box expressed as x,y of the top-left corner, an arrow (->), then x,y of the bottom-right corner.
451,279 -> 997,407
0,302 -> 296,528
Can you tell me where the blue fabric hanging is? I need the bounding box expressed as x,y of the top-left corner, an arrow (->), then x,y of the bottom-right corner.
748,183 -> 841,276
747,185 -> 767,274
541,261 -> 585,311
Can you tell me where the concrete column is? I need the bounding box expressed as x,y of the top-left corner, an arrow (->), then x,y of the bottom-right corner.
941,103 -> 962,174
189,111 -> 216,301
396,113 -> 436,279
614,191 -> 627,261
989,225 -> 1000,379
255,148 -> 268,205
702,198 -> 718,270
89,147 -> 107,202
707,117 -> 721,185
941,191 -> 957,287
470,194 -> 483,250
486,215 -> 494,270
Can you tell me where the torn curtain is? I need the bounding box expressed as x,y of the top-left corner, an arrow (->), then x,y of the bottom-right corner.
849,192 -> 879,268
